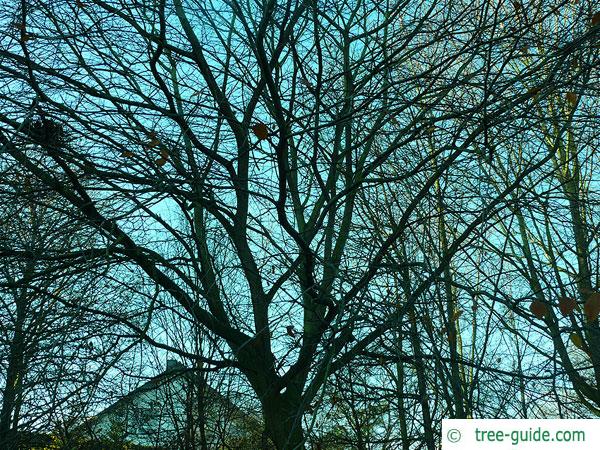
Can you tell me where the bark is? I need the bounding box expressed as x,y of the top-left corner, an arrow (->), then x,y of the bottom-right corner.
0,312 -> 26,450
261,391 -> 304,450
436,177 -> 466,418
408,310 -> 435,450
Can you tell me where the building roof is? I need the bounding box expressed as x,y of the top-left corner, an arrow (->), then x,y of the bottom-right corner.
88,360 -> 259,428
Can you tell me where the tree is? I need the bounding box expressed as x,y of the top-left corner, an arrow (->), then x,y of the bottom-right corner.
0,122 -> 134,449
458,2 -> 600,414
0,0 -> 597,447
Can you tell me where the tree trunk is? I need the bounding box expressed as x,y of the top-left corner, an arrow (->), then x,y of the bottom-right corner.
261,392 -> 304,450
408,310 -> 435,450
0,334 -> 25,449
0,293 -> 27,450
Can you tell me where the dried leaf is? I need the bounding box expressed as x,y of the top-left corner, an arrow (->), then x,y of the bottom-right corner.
566,92 -> 577,106
592,12 -> 600,27
570,332 -> 585,350
530,300 -> 548,319
527,86 -> 542,96
558,296 -> 577,316
146,131 -> 160,148
160,147 -> 169,159
120,150 -> 134,158
252,122 -> 269,140
584,293 -> 600,323
155,157 -> 167,167
148,138 -> 160,148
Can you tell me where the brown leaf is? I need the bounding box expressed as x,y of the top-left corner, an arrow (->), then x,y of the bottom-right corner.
584,293 -> 600,323
591,12 -> 600,27
558,297 -> 577,316
530,300 -> 548,319
527,86 -> 542,96
566,92 -> 577,106
148,138 -> 160,148
570,332 -> 585,350
252,122 -> 269,140
160,147 -> 169,159
155,157 -> 167,167
120,150 -> 134,158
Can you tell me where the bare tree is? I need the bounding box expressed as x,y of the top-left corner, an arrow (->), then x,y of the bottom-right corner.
0,0 -> 598,447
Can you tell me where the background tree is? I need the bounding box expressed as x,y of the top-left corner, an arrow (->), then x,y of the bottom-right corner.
0,130 -> 131,448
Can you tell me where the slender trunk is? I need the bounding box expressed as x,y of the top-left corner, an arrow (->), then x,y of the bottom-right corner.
195,382 -> 208,450
395,331 -> 410,450
408,310 -> 435,450
192,364 -> 208,450
392,277 -> 410,449
0,267 -> 31,450
0,327 -> 26,449
560,139 -> 600,387
398,249 -> 434,449
435,167 -> 466,418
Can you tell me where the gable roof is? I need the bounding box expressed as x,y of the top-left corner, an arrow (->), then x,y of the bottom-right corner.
88,361 -> 259,427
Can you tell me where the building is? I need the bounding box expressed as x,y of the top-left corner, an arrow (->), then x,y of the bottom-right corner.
82,361 -> 261,449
